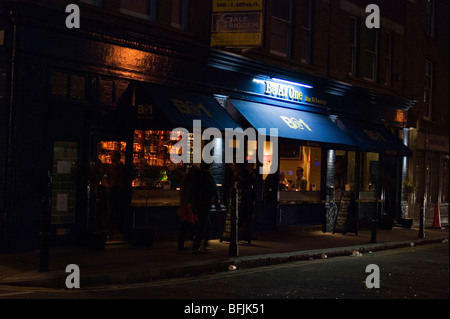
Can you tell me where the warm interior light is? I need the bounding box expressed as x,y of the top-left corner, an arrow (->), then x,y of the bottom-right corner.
272,78 -> 313,89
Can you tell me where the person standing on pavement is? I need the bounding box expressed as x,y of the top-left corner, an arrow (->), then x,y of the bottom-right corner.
189,161 -> 221,254
177,165 -> 199,251
103,150 -> 126,240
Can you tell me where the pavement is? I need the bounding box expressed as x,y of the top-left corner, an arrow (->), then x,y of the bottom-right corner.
0,225 -> 448,289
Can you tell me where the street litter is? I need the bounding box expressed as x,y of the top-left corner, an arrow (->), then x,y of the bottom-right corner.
442,239 -> 448,244
410,242 -> 415,247
351,250 -> 363,257
228,265 -> 237,271
321,254 -> 327,259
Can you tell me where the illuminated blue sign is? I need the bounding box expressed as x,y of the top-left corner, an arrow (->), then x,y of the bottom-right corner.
252,78 -> 327,106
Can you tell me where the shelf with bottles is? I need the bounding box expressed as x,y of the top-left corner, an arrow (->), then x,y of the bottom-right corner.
131,130 -> 187,188
132,130 -> 172,166
97,141 -> 126,164
132,130 -> 194,165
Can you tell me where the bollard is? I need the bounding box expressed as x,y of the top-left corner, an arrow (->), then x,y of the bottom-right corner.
39,195 -> 50,272
418,205 -> 425,238
371,198 -> 378,243
229,188 -> 239,257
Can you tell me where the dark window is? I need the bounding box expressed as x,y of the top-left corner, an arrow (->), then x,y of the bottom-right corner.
270,0 -> 292,58
80,0 -> 102,7
301,0 -> 314,64
424,60 -> 433,120
383,31 -> 392,86
52,71 -> 86,100
363,28 -> 378,81
426,0 -> 435,36
349,17 -> 359,76
120,0 -> 157,21
171,0 -> 189,30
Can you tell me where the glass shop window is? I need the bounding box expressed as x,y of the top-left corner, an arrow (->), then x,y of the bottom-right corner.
335,150 -> 357,192
279,144 -> 321,192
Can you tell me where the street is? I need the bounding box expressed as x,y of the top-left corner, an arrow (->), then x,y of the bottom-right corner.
0,243 -> 447,302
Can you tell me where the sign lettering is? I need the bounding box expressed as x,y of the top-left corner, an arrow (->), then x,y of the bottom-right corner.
363,129 -> 387,142
280,116 -> 312,132
265,82 -> 303,102
171,99 -> 213,118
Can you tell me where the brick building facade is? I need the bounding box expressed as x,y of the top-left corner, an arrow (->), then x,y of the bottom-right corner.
0,0 -> 447,252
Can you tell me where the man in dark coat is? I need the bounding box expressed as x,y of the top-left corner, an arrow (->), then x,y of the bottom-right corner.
188,162 -> 220,254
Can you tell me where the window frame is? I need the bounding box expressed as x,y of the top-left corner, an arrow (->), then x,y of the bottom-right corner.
301,0 -> 314,64
120,0 -> 157,22
423,59 -> 433,121
363,28 -> 379,82
383,31 -> 392,87
269,0 -> 293,58
171,0 -> 189,30
349,16 -> 360,76
426,0 -> 435,37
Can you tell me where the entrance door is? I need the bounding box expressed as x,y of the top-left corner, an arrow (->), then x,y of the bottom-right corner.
51,141 -> 78,242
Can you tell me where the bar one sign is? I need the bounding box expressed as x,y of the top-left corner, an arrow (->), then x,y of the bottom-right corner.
253,78 -> 328,107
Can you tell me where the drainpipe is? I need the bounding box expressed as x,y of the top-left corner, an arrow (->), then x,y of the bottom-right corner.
2,9 -> 18,252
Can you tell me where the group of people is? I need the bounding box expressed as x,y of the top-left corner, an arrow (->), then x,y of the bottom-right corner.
177,161 -> 257,253
99,150 -> 255,252
279,167 -> 308,191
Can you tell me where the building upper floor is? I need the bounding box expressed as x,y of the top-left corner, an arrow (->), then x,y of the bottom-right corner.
0,0 -> 448,133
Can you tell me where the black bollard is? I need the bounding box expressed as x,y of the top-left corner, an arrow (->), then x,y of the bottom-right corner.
229,188 -> 239,257
39,195 -> 50,272
371,197 -> 378,243
418,204 -> 425,238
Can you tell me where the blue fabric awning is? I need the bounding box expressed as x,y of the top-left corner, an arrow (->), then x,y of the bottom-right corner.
227,99 -> 357,149
132,85 -> 241,130
336,118 -> 411,156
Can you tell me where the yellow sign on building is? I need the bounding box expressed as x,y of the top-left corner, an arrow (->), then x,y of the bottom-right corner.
211,0 -> 264,47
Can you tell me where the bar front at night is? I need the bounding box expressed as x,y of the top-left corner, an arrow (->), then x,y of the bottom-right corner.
2,0 -> 436,254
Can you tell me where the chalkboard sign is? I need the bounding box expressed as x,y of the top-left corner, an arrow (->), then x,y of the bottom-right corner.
220,205 -> 232,242
220,189 -> 241,243
333,191 -> 357,235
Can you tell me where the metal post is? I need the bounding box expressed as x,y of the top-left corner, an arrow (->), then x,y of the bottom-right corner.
371,197 -> 378,243
39,195 -> 50,272
418,196 -> 425,238
229,187 -> 239,257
